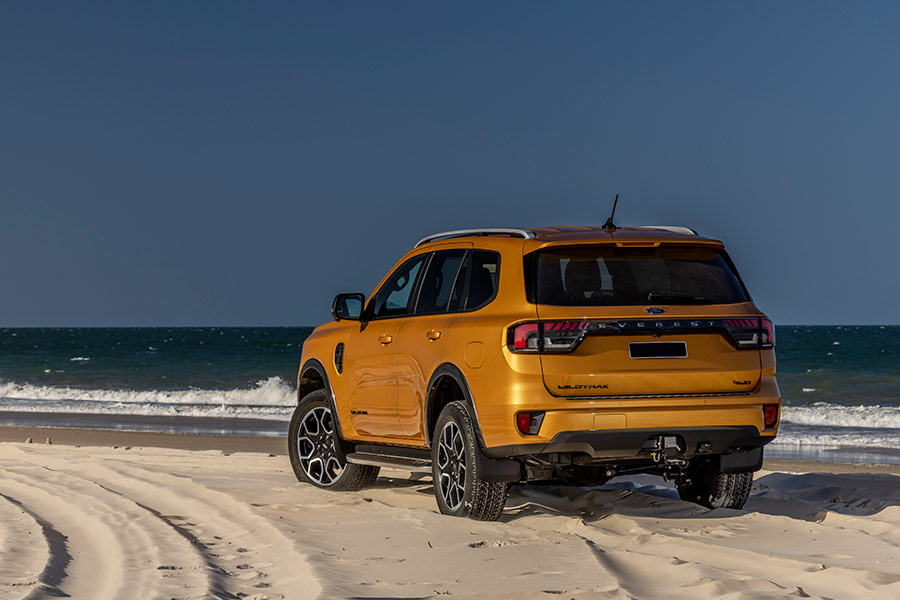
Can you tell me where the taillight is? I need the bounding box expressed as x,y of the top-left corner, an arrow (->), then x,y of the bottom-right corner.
723,317 -> 775,349
763,404 -> 779,428
508,321 -> 587,353
761,318 -> 775,347
511,322 -> 540,352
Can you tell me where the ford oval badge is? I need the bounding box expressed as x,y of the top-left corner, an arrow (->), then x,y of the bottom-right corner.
645,307 -> 666,315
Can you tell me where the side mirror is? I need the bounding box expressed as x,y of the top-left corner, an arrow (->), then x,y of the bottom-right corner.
332,293 -> 365,321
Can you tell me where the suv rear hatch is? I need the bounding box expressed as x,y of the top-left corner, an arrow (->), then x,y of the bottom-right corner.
520,244 -> 769,397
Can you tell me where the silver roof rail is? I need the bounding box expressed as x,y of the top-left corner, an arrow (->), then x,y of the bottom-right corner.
415,228 -> 535,248
635,225 -> 698,236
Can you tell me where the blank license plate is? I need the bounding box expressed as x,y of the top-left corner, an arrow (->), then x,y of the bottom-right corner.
628,341 -> 687,359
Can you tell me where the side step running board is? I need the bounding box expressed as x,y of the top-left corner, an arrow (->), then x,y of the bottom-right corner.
345,452 -> 432,473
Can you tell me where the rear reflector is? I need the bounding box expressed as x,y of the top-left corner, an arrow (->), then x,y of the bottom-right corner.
516,411 -> 544,435
764,405 -> 779,428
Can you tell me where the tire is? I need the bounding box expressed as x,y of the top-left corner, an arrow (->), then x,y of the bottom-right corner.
676,458 -> 753,509
288,389 -> 379,492
432,401 -> 508,521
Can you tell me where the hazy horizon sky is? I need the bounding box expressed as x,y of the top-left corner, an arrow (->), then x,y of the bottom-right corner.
2,2 -> 899,326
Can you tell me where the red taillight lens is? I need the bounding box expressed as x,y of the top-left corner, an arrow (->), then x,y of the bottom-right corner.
511,323 -> 540,352
761,318 -> 775,348
516,412 -> 532,434
508,321 -> 587,353
515,411 -> 544,435
763,404 -> 779,428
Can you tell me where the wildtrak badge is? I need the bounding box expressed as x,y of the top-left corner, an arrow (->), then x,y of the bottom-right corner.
558,384 -> 609,390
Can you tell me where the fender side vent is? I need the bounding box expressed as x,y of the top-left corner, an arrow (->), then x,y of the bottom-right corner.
334,343 -> 344,373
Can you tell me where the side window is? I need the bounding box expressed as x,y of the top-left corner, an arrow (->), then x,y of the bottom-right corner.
371,254 -> 428,319
447,252 -> 470,312
464,250 -> 500,311
415,249 -> 467,314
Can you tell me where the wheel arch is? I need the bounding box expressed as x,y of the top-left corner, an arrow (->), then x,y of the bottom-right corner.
424,363 -> 486,448
298,358 -> 331,402
297,358 -> 349,441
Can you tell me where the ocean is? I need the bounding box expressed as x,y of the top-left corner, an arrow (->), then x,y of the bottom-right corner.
1,326 -> 898,464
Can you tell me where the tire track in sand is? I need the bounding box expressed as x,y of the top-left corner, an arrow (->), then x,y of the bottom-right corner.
0,492 -> 69,600
1,465 -> 211,599
0,446 -> 318,600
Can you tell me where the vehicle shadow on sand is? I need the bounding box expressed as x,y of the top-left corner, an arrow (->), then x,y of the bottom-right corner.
498,471 -> 900,523
362,469 -> 900,523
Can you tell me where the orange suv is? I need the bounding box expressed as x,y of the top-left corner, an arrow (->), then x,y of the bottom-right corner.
290,226 -> 780,520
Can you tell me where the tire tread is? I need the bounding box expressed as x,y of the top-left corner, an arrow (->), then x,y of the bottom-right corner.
289,390 -> 380,492
434,401 -> 508,521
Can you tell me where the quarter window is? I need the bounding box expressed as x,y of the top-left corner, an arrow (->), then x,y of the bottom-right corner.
464,250 -> 500,311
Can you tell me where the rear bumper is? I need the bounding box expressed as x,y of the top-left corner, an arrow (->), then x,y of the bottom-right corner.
482,425 -> 774,460
467,351 -> 781,449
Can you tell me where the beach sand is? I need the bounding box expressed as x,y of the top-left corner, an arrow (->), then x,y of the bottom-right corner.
2,428 -> 899,599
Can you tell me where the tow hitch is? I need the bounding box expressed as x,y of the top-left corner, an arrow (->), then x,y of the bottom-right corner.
644,435 -> 688,468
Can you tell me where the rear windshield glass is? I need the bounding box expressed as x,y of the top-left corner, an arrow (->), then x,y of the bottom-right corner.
533,245 -> 748,306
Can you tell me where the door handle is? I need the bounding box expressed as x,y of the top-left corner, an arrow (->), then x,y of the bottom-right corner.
378,334 -> 393,345
426,330 -> 441,341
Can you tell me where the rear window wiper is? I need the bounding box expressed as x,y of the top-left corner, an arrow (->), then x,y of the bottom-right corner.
647,292 -> 712,304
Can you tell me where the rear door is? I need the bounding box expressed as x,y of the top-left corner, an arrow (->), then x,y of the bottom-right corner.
532,244 -> 762,397
394,246 -> 470,438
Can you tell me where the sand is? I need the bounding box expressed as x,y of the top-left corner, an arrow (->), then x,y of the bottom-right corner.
1,429 -> 899,600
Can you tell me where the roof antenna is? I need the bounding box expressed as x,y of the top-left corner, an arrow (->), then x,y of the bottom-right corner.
602,194 -> 619,231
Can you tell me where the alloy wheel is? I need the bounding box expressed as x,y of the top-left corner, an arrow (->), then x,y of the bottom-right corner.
437,420 -> 467,510
296,406 -> 343,485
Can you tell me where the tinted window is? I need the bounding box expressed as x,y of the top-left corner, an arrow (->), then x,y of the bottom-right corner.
447,252 -> 469,312
465,250 -> 500,310
416,250 -> 467,314
534,246 -> 748,306
371,254 -> 427,319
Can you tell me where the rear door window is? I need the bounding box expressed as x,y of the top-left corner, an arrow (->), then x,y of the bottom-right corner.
415,249 -> 467,314
533,245 -> 748,306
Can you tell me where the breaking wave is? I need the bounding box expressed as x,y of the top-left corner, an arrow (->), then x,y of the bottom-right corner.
0,377 -> 296,421
782,403 -> 900,430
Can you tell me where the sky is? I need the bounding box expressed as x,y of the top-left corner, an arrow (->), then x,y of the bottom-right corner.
1,2 -> 898,326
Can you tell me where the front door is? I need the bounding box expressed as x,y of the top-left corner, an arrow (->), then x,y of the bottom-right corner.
345,318 -> 404,437
346,253 -> 428,438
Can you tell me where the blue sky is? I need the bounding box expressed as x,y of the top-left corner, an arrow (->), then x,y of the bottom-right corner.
1,2 -> 898,326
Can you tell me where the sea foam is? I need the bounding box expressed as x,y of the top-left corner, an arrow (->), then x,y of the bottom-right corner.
782,403 -> 900,430
0,377 -> 296,420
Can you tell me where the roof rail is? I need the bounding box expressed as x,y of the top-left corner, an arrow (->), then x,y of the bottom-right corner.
415,228 -> 535,248
636,225 -> 698,236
